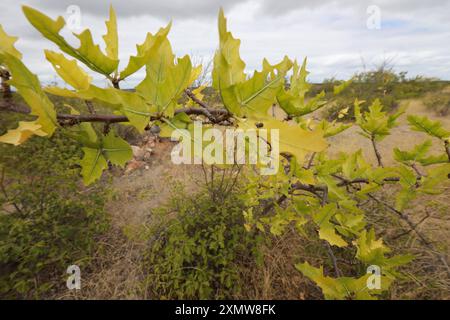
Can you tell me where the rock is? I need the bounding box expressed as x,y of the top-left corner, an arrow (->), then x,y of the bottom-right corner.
132,145 -> 152,161
125,160 -> 146,174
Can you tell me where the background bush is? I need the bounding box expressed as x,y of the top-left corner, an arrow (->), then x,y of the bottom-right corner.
0,130 -> 109,299
424,92 -> 450,116
144,180 -> 263,299
315,68 -> 449,121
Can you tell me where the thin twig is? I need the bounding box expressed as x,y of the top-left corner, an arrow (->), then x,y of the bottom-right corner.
325,241 -> 342,277
367,193 -> 450,275
371,135 -> 384,167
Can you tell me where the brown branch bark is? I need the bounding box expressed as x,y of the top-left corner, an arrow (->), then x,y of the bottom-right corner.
0,68 -> 11,99
371,135 -> 384,167
325,241 -> 342,277
0,99 -> 229,126
185,88 -> 210,109
334,176 -> 400,187
445,140 -> 450,162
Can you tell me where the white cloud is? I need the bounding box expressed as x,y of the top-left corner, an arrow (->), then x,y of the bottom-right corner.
1,0 -> 449,86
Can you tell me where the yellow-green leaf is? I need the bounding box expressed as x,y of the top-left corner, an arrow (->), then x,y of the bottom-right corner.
103,5 -> 119,61
102,132 -> 132,167
221,69 -> 284,116
79,132 -> 132,185
80,148 -> 107,185
136,54 -> 192,117
119,23 -> 171,80
239,117 -> 328,164
312,204 -> 347,247
0,52 -> 57,135
0,121 -> 47,145
0,24 -> 22,59
22,6 -> 119,76
212,8 -> 246,90
44,50 -> 91,90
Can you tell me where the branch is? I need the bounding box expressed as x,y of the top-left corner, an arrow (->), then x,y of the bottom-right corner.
371,135 -> 384,167
185,88 -> 210,109
0,99 -> 230,126
333,175 -> 400,187
0,68 -> 11,99
325,241 -> 342,277
445,140 -> 450,162
262,194 -> 287,215
304,152 -> 316,169
185,88 -> 231,123
367,193 -> 450,275
332,172 -> 450,275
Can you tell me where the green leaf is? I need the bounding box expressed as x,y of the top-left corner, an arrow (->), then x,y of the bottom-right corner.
418,154 -> 449,166
333,79 -> 352,95
353,229 -> 414,272
0,52 -> 57,136
290,58 -> 311,97
102,132 -> 132,167
393,140 -> 432,164
277,58 -> 327,117
354,229 -> 390,265
136,54 -> 193,117
0,24 -> 22,59
262,56 -> 293,77
295,262 -> 387,300
117,90 -> 153,132
395,165 -> 417,188
221,69 -> 285,116
318,120 -> 352,138
159,112 -> 192,138
312,204 -> 347,247
44,50 -> 91,90
80,148 -> 108,185
238,117 -> 328,164
419,163 -> 450,194
212,8 -> 246,90
407,115 -> 450,140
22,6 -> 119,76
119,23 -> 171,80
64,105 -> 98,147
395,187 -> 416,211
103,5 -> 119,61
355,99 -> 403,139
0,121 -> 47,146
79,132 -> 132,185
341,150 -> 370,180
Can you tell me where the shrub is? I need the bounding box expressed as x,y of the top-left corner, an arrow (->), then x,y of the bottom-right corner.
424,92 -> 450,116
319,69 -> 448,121
144,177 -> 263,299
0,133 -> 109,299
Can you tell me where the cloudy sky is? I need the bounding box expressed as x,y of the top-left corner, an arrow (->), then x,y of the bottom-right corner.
1,0 -> 450,87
